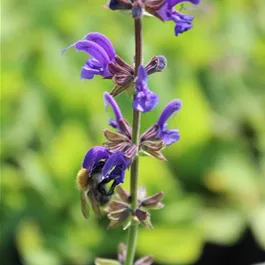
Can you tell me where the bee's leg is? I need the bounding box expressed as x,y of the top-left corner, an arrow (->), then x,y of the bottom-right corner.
97,177 -> 111,195
106,180 -> 118,196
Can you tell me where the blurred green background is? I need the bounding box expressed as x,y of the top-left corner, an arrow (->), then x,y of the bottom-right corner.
1,0 -> 265,264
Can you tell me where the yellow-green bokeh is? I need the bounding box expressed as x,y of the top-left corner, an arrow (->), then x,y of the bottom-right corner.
1,0 -> 265,265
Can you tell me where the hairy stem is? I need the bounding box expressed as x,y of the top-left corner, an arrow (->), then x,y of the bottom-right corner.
124,18 -> 142,265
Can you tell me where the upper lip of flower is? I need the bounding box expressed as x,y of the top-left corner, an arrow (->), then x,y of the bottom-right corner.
85,32 -> 116,60
138,98 -> 182,158
104,92 -> 132,138
104,92 -> 123,125
81,146 -> 129,193
82,146 -> 110,173
155,99 -> 182,145
103,92 -> 137,159
156,99 -> 182,128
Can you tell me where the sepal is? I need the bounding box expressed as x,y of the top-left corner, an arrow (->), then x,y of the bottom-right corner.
145,55 -> 167,75
105,185 -> 164,229
141,191 -> 164,209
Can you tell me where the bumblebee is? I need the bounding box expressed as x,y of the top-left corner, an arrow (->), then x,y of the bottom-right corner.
76,161 -> 115,218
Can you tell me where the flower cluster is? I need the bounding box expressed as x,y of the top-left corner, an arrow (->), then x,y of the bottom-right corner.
74,83 -> 181,217
104,91 -> 182,161
107,0 -> 201,36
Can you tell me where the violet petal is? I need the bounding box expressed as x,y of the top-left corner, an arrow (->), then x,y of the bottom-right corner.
81,65 -> 100,79
104,92 -> 123,123
102,152 -> 128,185
133,65 -> 159,113
157,99 -> 182,128
75,40 -> 110,66
158,129 -> 180,146
133,90 -> 159,113
82,146 -> 110,171
85,32 -> 116,60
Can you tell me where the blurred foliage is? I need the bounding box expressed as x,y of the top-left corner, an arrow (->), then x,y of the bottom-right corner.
1,0 -> 265,264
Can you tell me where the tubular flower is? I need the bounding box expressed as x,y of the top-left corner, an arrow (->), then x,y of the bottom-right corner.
62,32 -> 116,79
156,0 -> 201,36
78,146 -> 129,195
133,65 -> 159,113
156,99 -> 182,145
76,146 -> 128,217
104,92 -> 137,159
139,99 -> 182,160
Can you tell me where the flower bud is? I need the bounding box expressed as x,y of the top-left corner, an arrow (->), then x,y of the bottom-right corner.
145,55 -> 167,75
107,0 -> 132,10
132,0 -> 144,19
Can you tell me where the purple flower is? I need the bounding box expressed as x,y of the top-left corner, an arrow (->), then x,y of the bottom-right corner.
82,146 -> 128,191
133,65 -> 159,113
82,146 -> 110,171
156,99 -> 182,145
104,92 -> 137,159
104,92 -> 123,130
62,32 -> 115,79
104,92 -> 132,136
102,151 -> 129,187
157,0 -> 200,36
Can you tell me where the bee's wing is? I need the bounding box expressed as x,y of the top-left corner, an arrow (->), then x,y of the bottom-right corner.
87,190 -> 102,217
80,191 -> 90,219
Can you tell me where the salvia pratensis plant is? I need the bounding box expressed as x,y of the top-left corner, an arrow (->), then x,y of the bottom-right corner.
63,0 -> 200,264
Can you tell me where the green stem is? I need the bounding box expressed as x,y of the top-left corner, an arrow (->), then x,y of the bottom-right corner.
124,18 -> 143,265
